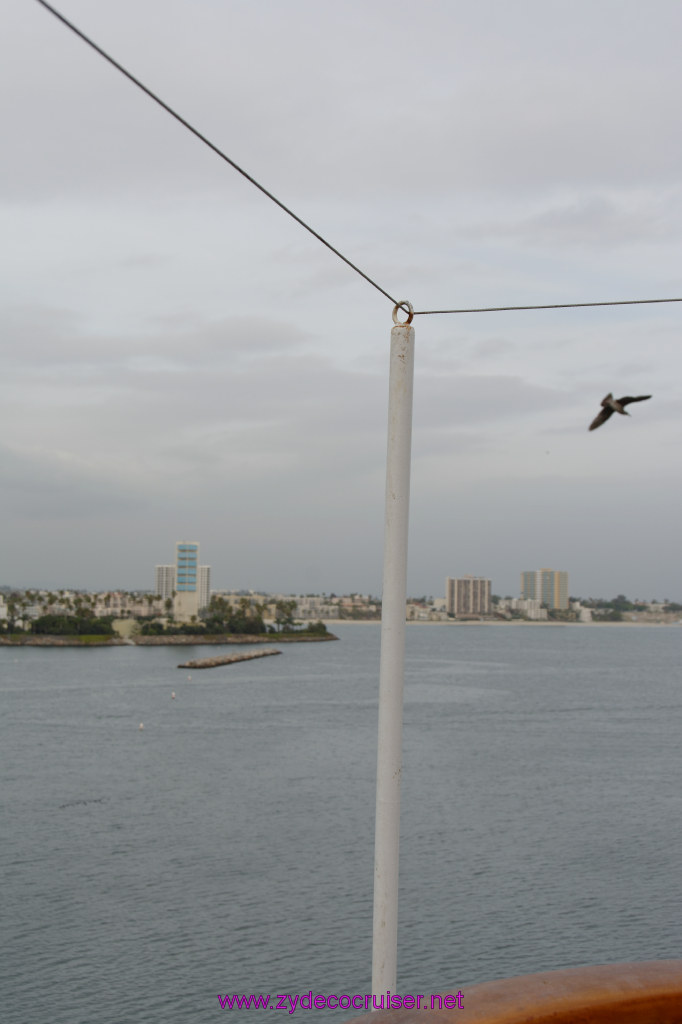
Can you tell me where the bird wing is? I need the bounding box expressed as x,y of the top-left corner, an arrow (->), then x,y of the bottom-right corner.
617,394 -> 652,407
589,406 -> 614,431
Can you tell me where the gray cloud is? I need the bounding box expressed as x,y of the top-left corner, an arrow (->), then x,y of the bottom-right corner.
467,193 -> 682,249
3,1 -> 682,201
1,0 -> 682,598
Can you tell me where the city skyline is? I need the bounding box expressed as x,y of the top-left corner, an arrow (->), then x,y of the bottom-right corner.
1,574 -> 677,607
2,1 -> 681,601
3,582 -> 680,635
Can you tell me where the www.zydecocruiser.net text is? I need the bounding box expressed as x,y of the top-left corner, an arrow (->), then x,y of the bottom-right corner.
218,991 -> 464,1013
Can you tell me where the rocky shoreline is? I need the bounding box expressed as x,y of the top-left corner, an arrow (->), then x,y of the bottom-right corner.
135,632 -> 338,645
0,635 -> 128,647
0,632 -> 338,647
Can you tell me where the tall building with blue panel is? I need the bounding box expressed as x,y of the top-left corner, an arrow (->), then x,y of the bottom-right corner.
176,542 -> 199,594
155,542 -> 211,621
174,541 -> 201,620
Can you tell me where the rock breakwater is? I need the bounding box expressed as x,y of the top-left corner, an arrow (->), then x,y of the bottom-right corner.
178,649 -> 281,669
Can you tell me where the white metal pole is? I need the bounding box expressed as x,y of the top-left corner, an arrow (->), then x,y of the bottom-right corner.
372,302 -> 415,996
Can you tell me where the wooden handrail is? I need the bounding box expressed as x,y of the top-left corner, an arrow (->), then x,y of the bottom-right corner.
344,961 -> 682,1024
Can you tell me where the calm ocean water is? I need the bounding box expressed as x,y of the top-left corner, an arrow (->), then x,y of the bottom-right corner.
2,623 -> 681,1024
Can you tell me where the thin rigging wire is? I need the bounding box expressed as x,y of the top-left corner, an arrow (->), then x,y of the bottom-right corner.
414,297 -> 682,315
32,0 -> 682,320
33,0 -> 401,308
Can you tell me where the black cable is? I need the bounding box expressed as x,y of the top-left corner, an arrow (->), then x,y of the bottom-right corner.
414,297 -> 682,315
31,0 -> 682,323
33,0 -> 401,308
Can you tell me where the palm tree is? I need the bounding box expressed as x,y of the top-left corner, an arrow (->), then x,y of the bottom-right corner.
274,599 -> 297,632
7,594 -> 21,632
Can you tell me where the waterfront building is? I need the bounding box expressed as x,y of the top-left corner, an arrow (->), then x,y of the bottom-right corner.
572,601 -> 593,623
294,595 -> 341,620
497,597 -> 548,620
445,576 -> 491,617
521,568 -> 569,610
91,591 -> 164,618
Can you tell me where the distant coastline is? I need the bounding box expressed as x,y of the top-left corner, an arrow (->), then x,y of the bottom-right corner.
319,618 -> 682,628
2,619 -> 680,647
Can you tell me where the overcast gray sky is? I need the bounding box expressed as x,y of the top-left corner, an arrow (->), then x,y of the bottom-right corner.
2,0 -> 681,600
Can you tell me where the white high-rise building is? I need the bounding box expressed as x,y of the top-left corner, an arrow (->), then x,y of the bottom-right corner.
155,565 -> 176,600
198,565 -> 211,612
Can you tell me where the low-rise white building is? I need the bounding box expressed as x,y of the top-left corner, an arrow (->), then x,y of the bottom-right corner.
294,596 -> 341,619
497,597 -> 548,620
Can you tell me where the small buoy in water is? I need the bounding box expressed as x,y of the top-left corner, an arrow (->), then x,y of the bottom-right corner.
187,675 -> 192,680
139,723 -> 144,730
171,692 -> 176,699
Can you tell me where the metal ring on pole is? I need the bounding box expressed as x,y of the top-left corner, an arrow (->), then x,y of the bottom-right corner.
392,301 -> 414,325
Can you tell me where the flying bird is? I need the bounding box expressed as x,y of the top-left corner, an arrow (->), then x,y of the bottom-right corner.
588,392 -> 652,431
